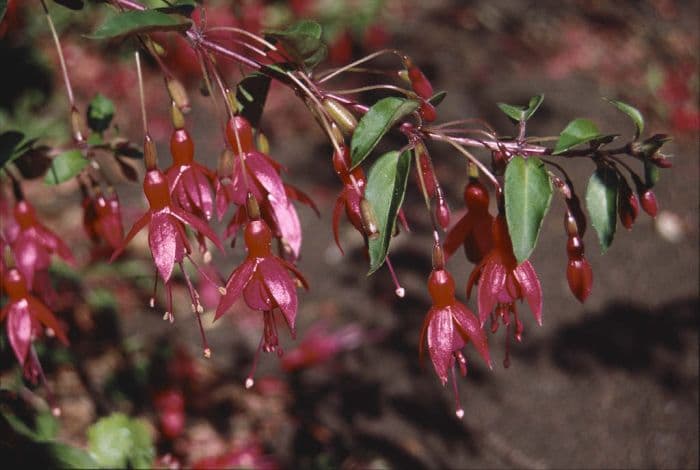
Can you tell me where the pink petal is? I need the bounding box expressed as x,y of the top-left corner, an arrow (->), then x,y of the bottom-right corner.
12,236 -> 47,288
36,225 -> 75,265
426,307 -> 454,385
332,194 -> 345,255
478,260 -> 506,326
452,303 -> 491,368
224,206 -> 248,244
171,208 -> 224,252
514,261 -> 543,325
182,167 -> 214,220
149,212 -> 179,282
110,212 -> 151,262
215,259 -> 256,320
246,151 -> 287,203
267,197 -> 302,260
443,214 -> 474,259
281,258 -> 309,290
259,257 -> 298,331
243,272 -> 273,311
29,297 -> 68,345
7,303 -> 32,366
215,179 -> 232,221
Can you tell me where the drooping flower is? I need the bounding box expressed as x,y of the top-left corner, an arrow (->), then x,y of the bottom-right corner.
330,145 -> 368,253
82,188 -> 124,252
0,268 -> 68,383
420,267 -> 491,417
466,215 -> 542,367
215,214 -> 307,386
444,178 -> 494,263
9,200 -> 75,289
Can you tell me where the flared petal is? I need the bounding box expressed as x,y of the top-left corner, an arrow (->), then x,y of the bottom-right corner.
477,260 -> 507,326
444,214 -> 474,259
426,307 -> 454,385
246,151 -> 287,203
224,206 -> 248,244
171,208 -> 224,252
243,272 -> 273,311
259,257 -> 297,331
267,196 -> 302,260
452,303 -> 492,368
514,261 -> 543,325
7,303 -> 32,366
149,212 -> 179,282
215,259 -> 256,320
28,296 -> 68,345
12,236 -> 47,288
110,211 -> 151,262
36,225 -> 75,265
183,167 -> 214,220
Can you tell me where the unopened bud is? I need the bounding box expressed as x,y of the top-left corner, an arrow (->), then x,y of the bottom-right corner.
640,189 -> 658,217
418,100 -> 437,122
144,133 -> 158,170
71,106 -> 87,143
246,192 -> 261,220
170,101 -> 185,130
436,197 -> 450,230
323,98 -> 358,135
166,76 -> 190,114
360,198 -> 379,239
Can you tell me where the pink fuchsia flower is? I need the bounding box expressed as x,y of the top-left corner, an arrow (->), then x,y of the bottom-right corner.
1,268 -> 68,383
466,215 -> 542,367
330,145 -> 368,253
215,217 -> 307,386
420,267 -> 491,417
444,178 -> 494,264
9,200 -> 75,289
82,189 -> 124,252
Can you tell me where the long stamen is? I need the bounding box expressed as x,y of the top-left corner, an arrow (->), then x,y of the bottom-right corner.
385,257 -> 405,298
450,363 -> 465,419
186,253 -> 227,295
150,267 -> 158,308
164,281 -> 174,323
245,335 -> 265,389
179,262 -> 210,358
503,322 -> 511,369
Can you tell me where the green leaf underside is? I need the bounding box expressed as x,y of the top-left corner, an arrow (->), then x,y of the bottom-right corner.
365,150 -> 411,274
605,98 -> 644,139
644,160 -> 660,187
497,94 -> 544,122
87,413 -> 154,468
586,166 -> 619,253
1,0 -> 9,22
350,97 -> 419,169
87,94 -> 115,133
88,10 -> 191,40
235,73 -> 271,129
553,118 -> 601,154
265,20 -> 327,69
428,91 -> 447,106
504,156 -> 553,263
45,150 -> 87,185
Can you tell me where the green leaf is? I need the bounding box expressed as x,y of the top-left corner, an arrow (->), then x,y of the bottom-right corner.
553,118 -> 601,154
605,98 -> 644,140
87,413 -> 154,469
585,166 -> 619,253
497,94 -> 544,122
34,411 -> 59,441
350,97 -> 419,169
87,94 -> 115,133
235,73 -> 271,129
504,156 -> 553,263
88,10 -> 191,40
45,150 -> 87,185
364,150 -> 411,274
265,20 -> 327,69
428,91 -> 447,107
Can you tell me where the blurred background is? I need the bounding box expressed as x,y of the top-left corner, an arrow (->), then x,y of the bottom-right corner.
1,0 -> 698,468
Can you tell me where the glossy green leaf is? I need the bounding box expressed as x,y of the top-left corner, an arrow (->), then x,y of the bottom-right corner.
365,150 -> 411,274
585,166 -> 619,253
428,91 -> 447,107
34,411 -> 59,441
45,150 -> 87,185
605,98 -> 644,140
350,97 -> 419,169
265,20 -> 327,69
553,118 -> 601,154
87,94 -> 115,133
504,156 -> 553,263
235,73 -> 271,129
88,10 -> 191,40
87,413 -> 154,469
497,94 -> 544,122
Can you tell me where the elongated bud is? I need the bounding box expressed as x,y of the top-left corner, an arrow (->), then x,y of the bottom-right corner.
217,149 -> 234,177
403,57 -> 433,99
436,196 -> 450,230
416,142 -> 437,197
170,101 -> 185,130
618,181 -> 639,230
640,189 -> 658,217
71,106 -> 87,144
567,257 -> 593,303
323,98 -> 357,135
166,76 -> 190,114
144,133 -> 158,170
360,198 -> 379,239
418,100 -> 437,122
246,192 -> 260,220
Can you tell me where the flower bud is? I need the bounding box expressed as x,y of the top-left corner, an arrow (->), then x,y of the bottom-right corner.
418,100 -> 437,122
567,257 -> 593,303
403,57 -> 434,99
71,106 -> 87,144
360,198 -> 379,239
166,76 -> 190,114
618,181 -> 639,230
436,197 -> 450,230
323,98 -> 357,135
640,188 -> 658,217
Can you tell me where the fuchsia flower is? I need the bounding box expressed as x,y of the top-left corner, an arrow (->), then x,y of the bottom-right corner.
215,216 -> 307,385
0,268 -> 68,383
83,191 -> 124,251
8,200 -> 75,288
466,215 -> 542,367
330,145 -> 367,253
444,179 -> 494,263
420,267 -> 491,417
111,169 -> 223,283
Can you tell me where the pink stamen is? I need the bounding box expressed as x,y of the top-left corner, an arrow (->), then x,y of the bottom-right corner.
450,364 -> 464,419
503,322 -> 511,369
385,257 -> 405,298
179,262 -> 210,358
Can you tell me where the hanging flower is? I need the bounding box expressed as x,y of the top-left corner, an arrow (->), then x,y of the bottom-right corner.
444,178 -> 494,264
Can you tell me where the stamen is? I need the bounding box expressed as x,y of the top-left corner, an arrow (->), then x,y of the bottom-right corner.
246,335 -> 265,389
503,322 -> 511,369
450,364 -> 465,419
385,257 -> 405,298
150,269 -> 159,308
180,262 -> 211,358
167,283 -> 174,323
456,351 -> 468,377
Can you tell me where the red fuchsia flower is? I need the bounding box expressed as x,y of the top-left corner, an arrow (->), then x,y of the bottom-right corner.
420,267 -> 491,418
466,215 -> 542,367
330,145 -> 368,254
0,268 -> 68,385
82,189 -> 124,252
444,178 -> 494,263
8,200 -> 75,289
215,213 -> 307,387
